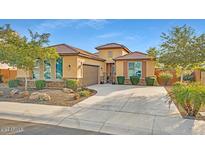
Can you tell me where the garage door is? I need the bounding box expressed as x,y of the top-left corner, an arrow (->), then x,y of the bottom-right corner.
83,64 -> 99,86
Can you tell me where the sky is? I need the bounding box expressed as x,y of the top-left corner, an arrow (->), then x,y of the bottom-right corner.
1,19 -> 205,53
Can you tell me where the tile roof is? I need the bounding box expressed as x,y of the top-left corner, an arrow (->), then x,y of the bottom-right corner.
95,43 -> 131,53
114,51 -> 154,60
50,44 -> 105,61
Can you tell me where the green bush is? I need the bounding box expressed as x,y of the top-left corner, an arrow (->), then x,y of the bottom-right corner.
35,80 -> 46,90
78,90 -> 91,97
66,79 -> 78,91
130,76 -> 140,85
145,76 -> 156,86
117,76 -> 125,85
159,72 -> 173,85
172,83 -> 205,116
8,79 -> 19,88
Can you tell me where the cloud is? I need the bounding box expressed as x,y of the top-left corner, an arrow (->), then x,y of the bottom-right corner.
97,32 -> 122,38
125,36 -> 137,40
35,19 -> 108,32
76,19 -> 108,29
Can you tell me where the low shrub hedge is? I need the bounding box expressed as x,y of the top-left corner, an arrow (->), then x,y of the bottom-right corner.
66,79 -> 78,91
159,72 -> 173,85
78,90 -> 91,97
117,76 -> 125,85
145,76 -> 156,86
35,80 -> 46,90
8,79 -> 19,88
130,76 -> 140,85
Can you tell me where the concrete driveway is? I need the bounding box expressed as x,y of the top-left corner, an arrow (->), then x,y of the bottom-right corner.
1,84 -> 205,134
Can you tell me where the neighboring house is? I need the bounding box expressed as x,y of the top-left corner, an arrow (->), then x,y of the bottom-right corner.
17,43 -> 155,86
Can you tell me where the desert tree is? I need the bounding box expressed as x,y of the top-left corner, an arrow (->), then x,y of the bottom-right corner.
159,25 -> 205,82
0,24 -> 59,90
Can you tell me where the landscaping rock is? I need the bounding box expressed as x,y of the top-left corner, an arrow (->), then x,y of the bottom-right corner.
29,92 -> 51,101
10,89 -> 20,96
20,91 -> 30,98
29,92 -> 40,100
74,93 -> 80,100
62,88 -> 74,94
0,90 -> 4,96
67,93 -> 76,101
39,93 -> 51,101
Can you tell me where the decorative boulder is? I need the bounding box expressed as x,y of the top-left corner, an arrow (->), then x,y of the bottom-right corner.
62,88 -> 74,94
39,93 -> 51,101
67,93 -> 76,101
19,91 -> 30,98
10,89 -> 20,96
29,92 -> 40,100
29,92 -> 51,101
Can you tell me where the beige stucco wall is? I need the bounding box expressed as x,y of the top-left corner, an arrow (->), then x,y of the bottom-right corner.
17,59 -> 58,80
98,48 -> 128,63
146,60 -> 155,77
17,69 -> 32,78
16,55 -> 105,82
115,60 -> 156,78
115,61 -> 124,76
62,56 -> 78,79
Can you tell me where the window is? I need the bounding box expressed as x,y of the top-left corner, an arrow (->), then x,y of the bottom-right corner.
44,60 -> 51,79
128,62 -> 142,78
56,58 -> 63,79
108,51 -> 112,58
33,59 -> 40,79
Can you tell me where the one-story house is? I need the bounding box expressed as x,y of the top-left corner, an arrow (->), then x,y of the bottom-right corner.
17,43 -> 155,87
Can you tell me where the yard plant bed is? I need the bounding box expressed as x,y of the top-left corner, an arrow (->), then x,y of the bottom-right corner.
0,85 -> 96,107
165,84 -> 205,121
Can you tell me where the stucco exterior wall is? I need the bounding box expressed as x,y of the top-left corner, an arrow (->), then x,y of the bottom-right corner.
17,59 -> 59,80
146,60 -> 155,77
17,69 -> 32,79
98,48 -> 128,63
62,56 -> 78,79
115,60 -> 156,78
115,61 -> 124,76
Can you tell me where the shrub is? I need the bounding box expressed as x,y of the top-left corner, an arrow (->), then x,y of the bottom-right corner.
78,90 -> 91,97
8,79 -> 19,88
145,76 -> 156,86
130,76 -> 140,85
117,76 -> 125,85
171,83 -> 205,116
35,80 -> 46,90
159,72 -> 173,85
66,79 -> 78,91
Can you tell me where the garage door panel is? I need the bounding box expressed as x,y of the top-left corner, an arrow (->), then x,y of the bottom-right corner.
83,65 -> 98,86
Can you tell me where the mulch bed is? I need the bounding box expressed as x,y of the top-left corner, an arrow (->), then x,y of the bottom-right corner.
0,85 -> 96,107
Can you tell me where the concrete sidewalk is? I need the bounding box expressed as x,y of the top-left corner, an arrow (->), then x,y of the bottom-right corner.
1,84 -> 205,135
